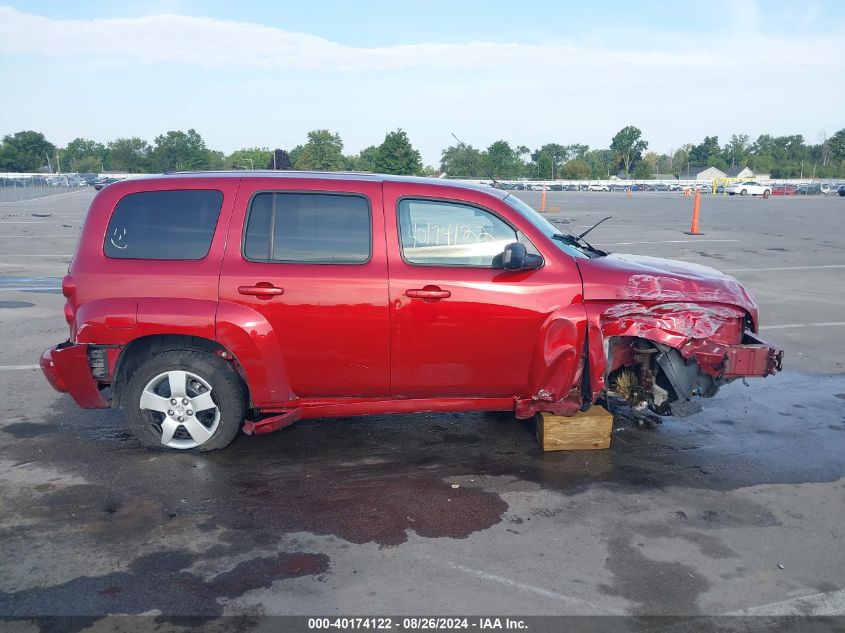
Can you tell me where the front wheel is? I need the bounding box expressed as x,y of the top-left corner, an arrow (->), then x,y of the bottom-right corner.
740,189 -> 748,196
125,350 -> 245,452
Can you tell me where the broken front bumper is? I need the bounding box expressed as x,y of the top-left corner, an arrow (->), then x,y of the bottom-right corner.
721,331 -> 783,378
40,341 -> 109,409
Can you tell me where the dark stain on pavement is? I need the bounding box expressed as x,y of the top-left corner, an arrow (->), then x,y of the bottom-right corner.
600,536 -> 711,614
0,300 -> 34,308
0,549 -> 328,624
2,422 -> 59,437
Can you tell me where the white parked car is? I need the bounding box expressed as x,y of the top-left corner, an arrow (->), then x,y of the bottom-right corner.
588,183 -> 609,191
726,181 -> 771,196
530,184 -> 550,191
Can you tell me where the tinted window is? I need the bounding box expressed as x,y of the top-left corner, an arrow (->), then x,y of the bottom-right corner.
104,190 -> 223,260
398,199 -> 518,267
244,193 -> 370,263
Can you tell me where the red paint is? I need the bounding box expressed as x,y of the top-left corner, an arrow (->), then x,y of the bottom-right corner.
41,172 -> 782,434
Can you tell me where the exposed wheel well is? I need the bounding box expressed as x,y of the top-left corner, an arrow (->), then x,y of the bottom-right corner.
112,334 -> 249,408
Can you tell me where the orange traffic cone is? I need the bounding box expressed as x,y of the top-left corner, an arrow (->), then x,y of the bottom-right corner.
540,188 -> 547,212
685,190 -> 704,235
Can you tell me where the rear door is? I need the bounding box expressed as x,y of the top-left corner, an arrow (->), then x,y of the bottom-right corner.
218,177 -> 389,400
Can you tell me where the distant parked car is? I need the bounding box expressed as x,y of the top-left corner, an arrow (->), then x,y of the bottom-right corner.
771,184 -> 797,196
588,183 -> 609,192
820,183 -> 840,196
530,184 -> 550,191
839,185 -> 845,197
564,184 -> 579,191
796,183 -> 822,195
608,184 -> 626,192
726,181 -> 770,196
94,177 -> 122,191
652,183 -> 669,192
549,184 -> 563,191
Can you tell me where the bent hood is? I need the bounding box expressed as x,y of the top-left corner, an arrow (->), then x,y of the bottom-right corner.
576,253 -> 758,318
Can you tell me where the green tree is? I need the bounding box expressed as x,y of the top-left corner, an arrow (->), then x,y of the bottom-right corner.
107,137 -> 150,173
294,130 -> 345,171
482,140 -> 524,179
610,126 -> 647,176
829,129 -> 845,165
531,143 -> 567,179
0,130 -> 55,172
349,145 -> 380,172
632,161 -> 653,179
61,138 -> 108,173
722,134 -> 750,168
559,159 -> 591,180
440,143 -> 483,178
149,129 -> 212,172
226,147 -> 272,170
689,136 -> 725,169
266,149 -> 294,170
373,129 -> 423,175
583,149 -> 615,178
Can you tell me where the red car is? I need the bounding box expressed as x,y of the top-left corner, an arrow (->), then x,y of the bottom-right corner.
41,173 -> 782,451
771,184 -> 797,195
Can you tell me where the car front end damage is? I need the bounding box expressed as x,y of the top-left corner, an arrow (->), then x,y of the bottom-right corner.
577,253 -> 783,417
598,302 -> 782,416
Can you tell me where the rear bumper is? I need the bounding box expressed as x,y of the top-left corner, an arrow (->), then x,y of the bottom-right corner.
722,331 -> 783,378
40,342 -> 109,409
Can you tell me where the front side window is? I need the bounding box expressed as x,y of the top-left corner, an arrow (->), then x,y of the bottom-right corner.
243,192 -> 370,263
104,190 -> 223,260
398,199 -> 518,267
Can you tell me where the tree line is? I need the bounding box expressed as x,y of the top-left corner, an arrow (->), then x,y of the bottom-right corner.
1,125 -> 843,179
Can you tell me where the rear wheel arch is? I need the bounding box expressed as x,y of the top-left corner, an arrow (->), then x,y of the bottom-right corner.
112,334 -> 249,408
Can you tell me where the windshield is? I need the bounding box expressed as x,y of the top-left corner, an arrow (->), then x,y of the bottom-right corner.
502,194 -> 589,259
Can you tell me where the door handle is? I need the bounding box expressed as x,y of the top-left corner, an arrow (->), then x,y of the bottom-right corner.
405,286 -> 451,300
238,283 -> 284,299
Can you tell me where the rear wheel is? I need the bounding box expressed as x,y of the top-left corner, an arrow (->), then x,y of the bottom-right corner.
740,189 -> 748,196
125,350 -> 245,452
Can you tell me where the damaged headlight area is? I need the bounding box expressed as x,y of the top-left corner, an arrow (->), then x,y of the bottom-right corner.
601,302 -> 783,417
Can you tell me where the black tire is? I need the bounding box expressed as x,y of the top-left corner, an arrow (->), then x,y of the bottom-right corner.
740,189 -> 747,196
124,350 -> 245,452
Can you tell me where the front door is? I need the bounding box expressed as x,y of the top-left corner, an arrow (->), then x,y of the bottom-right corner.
219,178 -> 389,400
383,182 -> 584,399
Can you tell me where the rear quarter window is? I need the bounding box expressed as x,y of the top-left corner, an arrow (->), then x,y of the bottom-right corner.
104,189 -> 223,260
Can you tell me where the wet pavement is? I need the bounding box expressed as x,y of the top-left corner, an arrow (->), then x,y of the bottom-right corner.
0,190 -> 844,623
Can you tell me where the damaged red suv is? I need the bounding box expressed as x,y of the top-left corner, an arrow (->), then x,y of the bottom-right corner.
41,172 -> 783,451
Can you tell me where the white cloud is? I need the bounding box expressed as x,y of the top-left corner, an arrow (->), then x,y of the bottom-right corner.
0,6 -> 842,74
0,5 -> 843,161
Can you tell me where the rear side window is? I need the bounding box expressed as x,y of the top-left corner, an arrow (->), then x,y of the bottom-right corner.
104,190 -> 223,260
243,192 -> 371,263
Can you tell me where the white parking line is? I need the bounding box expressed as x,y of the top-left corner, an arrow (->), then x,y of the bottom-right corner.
0,235 -> 78,238
0,190 -> 88,205
723,264 -> 845,272
0,287 -> 61,292
0,365 -> 40,371
760,322 -> 845,330
595,239 -> 740,246
730,587 -> 845,616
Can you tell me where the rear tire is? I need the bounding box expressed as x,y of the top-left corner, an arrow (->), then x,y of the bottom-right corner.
740,189 -> 747,196
124,350 -> 245,452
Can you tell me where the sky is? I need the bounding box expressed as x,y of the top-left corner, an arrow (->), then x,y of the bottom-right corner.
1,1 -> 844,165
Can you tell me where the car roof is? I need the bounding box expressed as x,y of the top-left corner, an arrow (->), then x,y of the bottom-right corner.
127,170 -> 509,199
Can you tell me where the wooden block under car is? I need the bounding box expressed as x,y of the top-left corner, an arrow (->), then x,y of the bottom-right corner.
535,406 -> 613,451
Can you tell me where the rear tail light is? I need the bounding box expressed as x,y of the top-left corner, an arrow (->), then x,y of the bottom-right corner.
62,274 -> 76,327
61,275 -> 76,299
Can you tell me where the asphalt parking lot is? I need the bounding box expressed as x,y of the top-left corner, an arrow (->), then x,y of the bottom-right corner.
1,188 -> 844,623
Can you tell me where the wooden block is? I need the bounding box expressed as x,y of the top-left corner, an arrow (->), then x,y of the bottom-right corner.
536,407 -> 613,451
